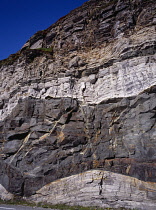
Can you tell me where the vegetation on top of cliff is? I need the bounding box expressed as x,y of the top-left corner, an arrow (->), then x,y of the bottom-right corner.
37,47 -> 53,53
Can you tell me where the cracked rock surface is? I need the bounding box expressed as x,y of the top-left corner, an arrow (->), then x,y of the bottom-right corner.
0,0 -> 156,209
29,170 -> 156,210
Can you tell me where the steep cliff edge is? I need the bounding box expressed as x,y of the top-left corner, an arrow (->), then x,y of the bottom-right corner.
0,0 -> 156,209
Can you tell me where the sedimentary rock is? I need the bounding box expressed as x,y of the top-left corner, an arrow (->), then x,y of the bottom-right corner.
29,170 -> 156,210
0,0 -> 156,209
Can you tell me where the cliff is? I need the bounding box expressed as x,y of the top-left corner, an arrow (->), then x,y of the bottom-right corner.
0,0 -> 156,209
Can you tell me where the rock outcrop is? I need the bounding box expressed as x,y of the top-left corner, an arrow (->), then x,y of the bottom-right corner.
0,0 -> 156,209
29,170 -> 156,210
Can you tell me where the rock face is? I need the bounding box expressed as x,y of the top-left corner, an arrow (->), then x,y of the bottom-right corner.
29,170 -> 156,210
0,0 -> 156,209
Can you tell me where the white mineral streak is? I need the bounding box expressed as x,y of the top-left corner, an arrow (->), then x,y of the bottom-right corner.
29,170 -> 156,210
0,184 -> 14,200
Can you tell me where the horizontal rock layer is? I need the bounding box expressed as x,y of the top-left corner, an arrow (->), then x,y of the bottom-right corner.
0,27 -> 156,120
0,0 -> 156,209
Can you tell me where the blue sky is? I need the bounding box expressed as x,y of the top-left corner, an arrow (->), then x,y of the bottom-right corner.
0,0 -> 87,60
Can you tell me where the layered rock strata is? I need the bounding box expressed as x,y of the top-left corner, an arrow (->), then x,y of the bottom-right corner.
0,0 -> 156,209
29,170 -> 156,210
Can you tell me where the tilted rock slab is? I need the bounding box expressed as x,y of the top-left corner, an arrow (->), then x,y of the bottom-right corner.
0,184 -> 14,201
0,0 -> 156,209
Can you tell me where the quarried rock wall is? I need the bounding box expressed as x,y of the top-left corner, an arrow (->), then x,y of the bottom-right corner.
0,0 -> 156,209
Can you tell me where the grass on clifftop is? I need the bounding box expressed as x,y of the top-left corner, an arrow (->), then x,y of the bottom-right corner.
0,199 -> 138,210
